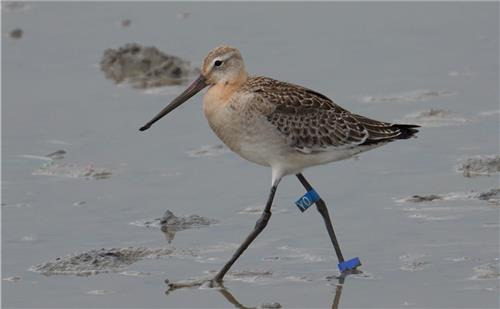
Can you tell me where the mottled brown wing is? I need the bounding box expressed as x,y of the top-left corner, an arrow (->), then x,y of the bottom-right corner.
246,76 -> 418,153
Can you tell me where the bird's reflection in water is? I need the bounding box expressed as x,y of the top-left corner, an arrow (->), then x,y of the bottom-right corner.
165,270 -> 359,309
160,225 -> 178,243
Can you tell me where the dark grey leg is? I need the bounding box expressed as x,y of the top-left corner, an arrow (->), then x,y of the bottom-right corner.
214,182 -> 279,282
296,173 -> 345,263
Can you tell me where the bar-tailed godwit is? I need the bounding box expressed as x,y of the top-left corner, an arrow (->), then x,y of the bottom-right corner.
140,45 -> 419,285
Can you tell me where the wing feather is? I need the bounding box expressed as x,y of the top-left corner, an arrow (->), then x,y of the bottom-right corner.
242,76 -> 418,153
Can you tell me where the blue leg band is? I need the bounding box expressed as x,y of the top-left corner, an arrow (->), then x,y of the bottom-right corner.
295,189 -> 321,212
338,257 -> 362,272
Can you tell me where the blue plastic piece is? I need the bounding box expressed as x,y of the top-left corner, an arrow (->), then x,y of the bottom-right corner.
338,257 -> 361,272
295,189 -> 321,212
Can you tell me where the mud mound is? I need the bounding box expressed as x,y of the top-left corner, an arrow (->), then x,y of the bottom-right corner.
456,155 -> 500,177
30,247 -> 175,276
100,43 -> 199,89
131,210 -> 216,243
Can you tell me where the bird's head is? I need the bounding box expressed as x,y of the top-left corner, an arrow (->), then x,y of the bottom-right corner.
139,45 -> 245,132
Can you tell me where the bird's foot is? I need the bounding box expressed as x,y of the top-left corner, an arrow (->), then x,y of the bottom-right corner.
165,276 -> 223,294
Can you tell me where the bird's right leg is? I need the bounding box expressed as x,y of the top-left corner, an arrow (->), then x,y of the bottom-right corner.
213,181 -> 279,282
295,173 -> 345,263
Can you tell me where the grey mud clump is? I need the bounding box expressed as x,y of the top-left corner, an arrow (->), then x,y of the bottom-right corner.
160,210 -> 216,230
398,188 -> 500,205
260,302 -> 282,309
100,43 -> 199,89
30,247 -> 174,276
46,150 -> 66,160
477,188 -> 500,204
161,210 -> 216,242
9,28 -> 23,39
456,155 -> 500,177
471,260 -> 499,280
405,194 -> 443,203
130,210 -> 217,243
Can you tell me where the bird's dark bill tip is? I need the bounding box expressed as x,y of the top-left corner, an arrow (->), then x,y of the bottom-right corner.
139,124 -> 150,131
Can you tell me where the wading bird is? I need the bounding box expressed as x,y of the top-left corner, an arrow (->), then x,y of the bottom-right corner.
140,45 -> 419,284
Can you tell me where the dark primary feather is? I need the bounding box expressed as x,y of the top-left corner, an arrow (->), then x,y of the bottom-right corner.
243,76 -> 420,152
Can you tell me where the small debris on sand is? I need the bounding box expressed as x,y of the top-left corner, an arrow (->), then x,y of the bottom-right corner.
177,12 -> 191,20
9,28 -> 23,39
2,276 -> 21,282
470,260 -> 499,280
100,43 -> 199,88
46,150 -> 66,160
33,162 -> 112,179
30,247 -> 176,276
187,144 -> 230,157
398,109 -> 468,127
121,19 -> 131,27
359,89 -> 456,103
456,155 -> 500,177
131,210 -> 216,243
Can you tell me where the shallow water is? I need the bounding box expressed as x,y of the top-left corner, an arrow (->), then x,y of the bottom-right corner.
2,2 -> 499,308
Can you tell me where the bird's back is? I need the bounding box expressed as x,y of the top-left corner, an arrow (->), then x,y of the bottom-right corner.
240,76 -> 419,154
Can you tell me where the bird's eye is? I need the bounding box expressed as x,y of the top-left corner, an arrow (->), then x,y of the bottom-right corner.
214,60 -> 223,67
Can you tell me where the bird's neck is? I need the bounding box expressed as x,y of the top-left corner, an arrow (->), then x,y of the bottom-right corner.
205,70 -> 248,104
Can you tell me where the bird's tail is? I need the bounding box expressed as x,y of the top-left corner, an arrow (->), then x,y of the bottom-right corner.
393,124 -> 420,140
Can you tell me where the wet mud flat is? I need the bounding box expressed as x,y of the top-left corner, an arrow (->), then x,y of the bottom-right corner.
2,2 -> 499,308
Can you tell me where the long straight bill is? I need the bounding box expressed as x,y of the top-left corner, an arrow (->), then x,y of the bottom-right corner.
139,75 -> 207,131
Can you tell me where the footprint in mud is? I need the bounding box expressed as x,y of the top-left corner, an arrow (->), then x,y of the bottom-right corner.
399,253 -> 431,272
238,205 -> 289,215
26,150 -> 112,180
33,162 -> 112,179
469,259 -> 499,280
186,144 -> 230,158
86,290 -> 114,295
263,246 -> 329,264
397,109 -> 469,128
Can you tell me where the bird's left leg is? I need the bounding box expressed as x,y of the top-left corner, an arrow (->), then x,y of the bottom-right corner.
166,179 -> 281,292
295,173 -> 345,263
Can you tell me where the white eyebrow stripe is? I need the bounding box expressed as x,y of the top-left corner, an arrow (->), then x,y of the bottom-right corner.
210,52 -> 235,70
